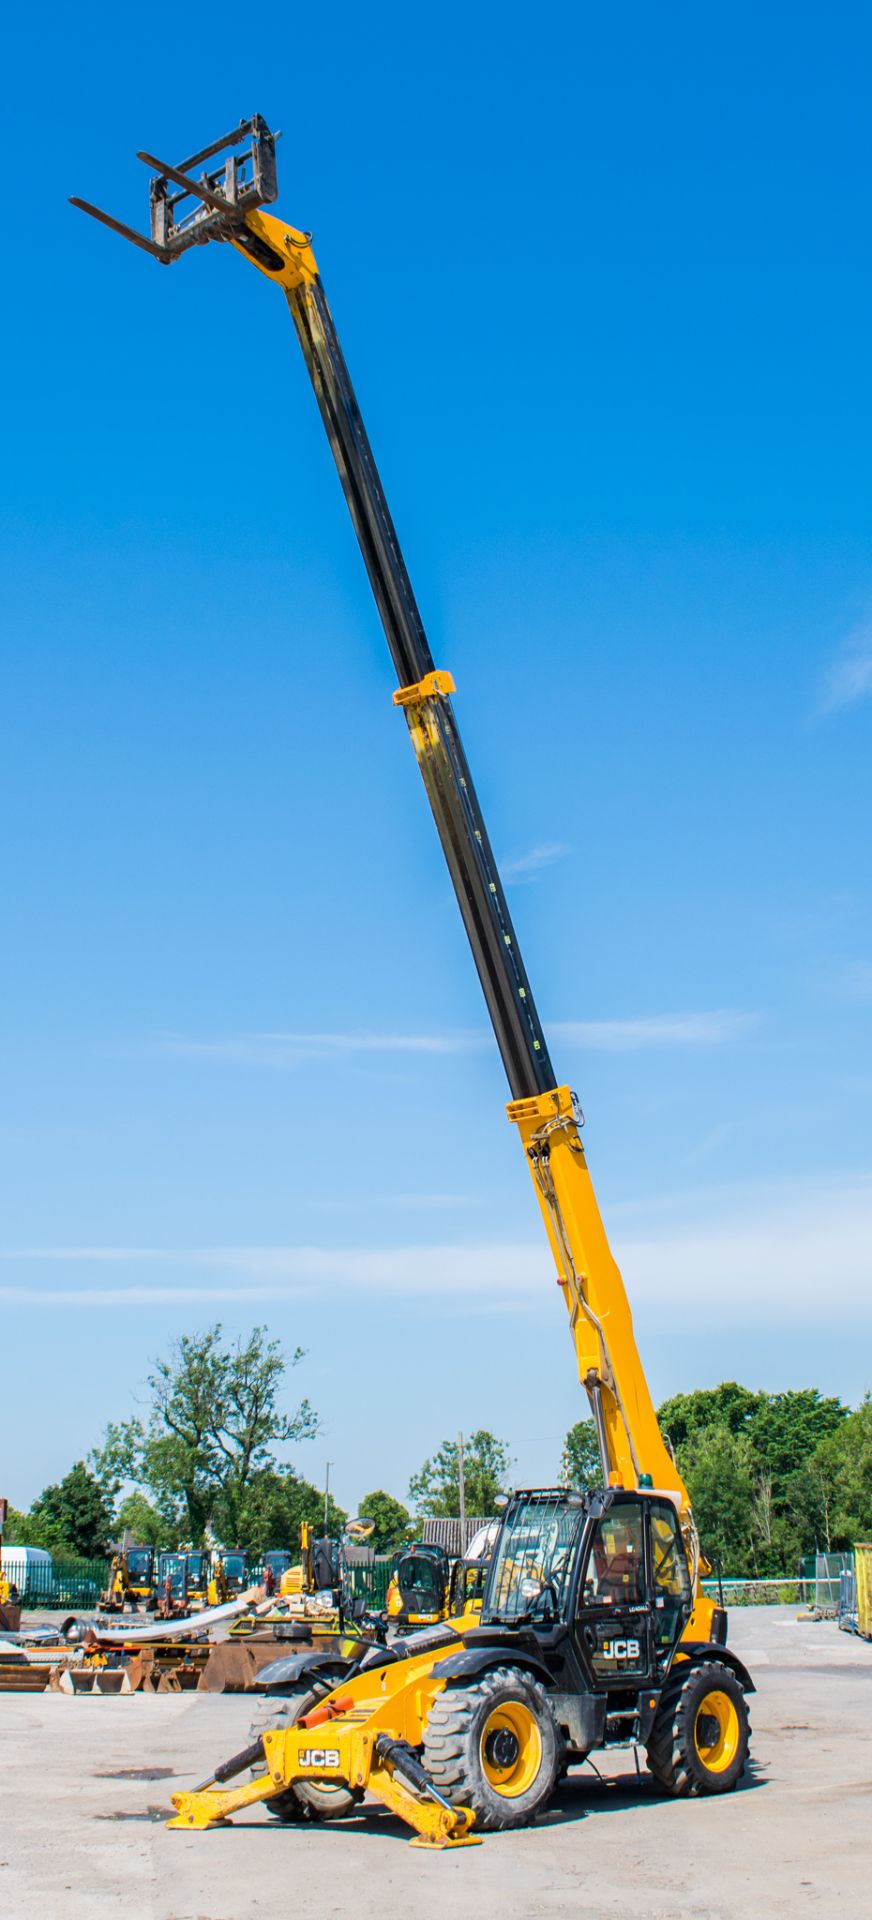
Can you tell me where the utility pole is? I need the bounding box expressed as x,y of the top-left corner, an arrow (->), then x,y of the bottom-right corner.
324,1462 -> 332,1532
457,1432 -> 466,1544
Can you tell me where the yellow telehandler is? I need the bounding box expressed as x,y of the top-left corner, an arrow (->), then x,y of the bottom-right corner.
72,119 -> 754,1848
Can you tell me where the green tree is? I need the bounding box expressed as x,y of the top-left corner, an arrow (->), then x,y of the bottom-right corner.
408,1431 -> 511,1518
745,1389 -> 847,1485
658,1383 -> 762,1452
212,1468 -> 346,1556
90,1420 -> 143,1506
788,1396 -> 872,1551
659,1383 -> 850,1571
828,1396 -> 872,1542
91,1325 -> 318,1544
114,1491 -> 168,1548
358,1490 -> 411,1554
2,1503 -> 44,1547
561,1418 -> 600,1487
677,1426 -> 755,1575
29,1462 -> 112,1558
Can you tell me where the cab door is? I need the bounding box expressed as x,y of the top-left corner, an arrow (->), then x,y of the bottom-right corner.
647,1497 -> 693,1669
573,1496 -> 654,1687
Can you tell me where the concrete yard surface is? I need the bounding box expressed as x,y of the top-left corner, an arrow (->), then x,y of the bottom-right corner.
3,1607 -> 870,1920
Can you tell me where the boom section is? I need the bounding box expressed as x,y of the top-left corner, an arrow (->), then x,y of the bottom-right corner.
287,269 -> 555,1100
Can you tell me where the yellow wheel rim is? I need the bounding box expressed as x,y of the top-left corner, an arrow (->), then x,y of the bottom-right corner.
480,1700 -> 542,1797
693,1689 -> 741,1774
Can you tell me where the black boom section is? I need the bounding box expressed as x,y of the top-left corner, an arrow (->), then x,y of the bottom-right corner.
287,276 -> 556,1101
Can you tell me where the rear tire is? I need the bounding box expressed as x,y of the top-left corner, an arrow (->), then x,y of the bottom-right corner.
646,1660 -> 750,1796
423,1665 -> 560,1831
248,1689 -> 357,1822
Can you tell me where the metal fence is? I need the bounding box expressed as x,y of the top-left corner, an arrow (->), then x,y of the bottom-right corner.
10,1557 -> 109,1609
9,1554 -> 396,1614
811,1551 -> 854,1613
345,1560 -> 392,1609
701,1576 -> 803,1606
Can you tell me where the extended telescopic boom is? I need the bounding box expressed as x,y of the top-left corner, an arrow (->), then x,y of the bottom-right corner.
72,119 -> 695,1542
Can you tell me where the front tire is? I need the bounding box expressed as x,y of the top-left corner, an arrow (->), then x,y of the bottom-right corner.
423,1665 -> 560,1831
248,1689 -> 357,1821
646,1660 -> 750,1796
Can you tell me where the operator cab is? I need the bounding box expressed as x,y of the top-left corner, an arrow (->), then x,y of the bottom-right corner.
218,1550 -> 248,1594
263,1549 -> 292,1583
481,1486 -> 693,1689
392,1544 -> 450,1625
158,1551 -> 188,1603
126,1547 -> 154,1586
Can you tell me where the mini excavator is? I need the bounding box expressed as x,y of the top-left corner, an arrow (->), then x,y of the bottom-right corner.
73,118 -> 754,1847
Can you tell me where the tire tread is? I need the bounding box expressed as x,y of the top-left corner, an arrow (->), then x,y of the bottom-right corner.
646,1660 -> 751,1797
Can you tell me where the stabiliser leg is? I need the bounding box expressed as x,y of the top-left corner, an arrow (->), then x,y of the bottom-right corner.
168,1728 -> 480,1846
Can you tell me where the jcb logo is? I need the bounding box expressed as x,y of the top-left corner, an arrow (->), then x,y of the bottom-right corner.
298,1748 -> 341,1768
601,1638 -> 641,1660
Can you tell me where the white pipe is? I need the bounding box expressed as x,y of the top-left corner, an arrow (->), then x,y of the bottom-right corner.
86,1584 -> 271,1645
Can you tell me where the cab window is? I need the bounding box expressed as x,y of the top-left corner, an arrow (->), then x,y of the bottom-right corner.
648,1499 -> 692,1655
579,1502 -> 645,1609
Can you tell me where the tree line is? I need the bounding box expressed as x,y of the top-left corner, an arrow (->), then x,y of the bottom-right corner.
7,1324 -> 870,1573
565,1382 -> 872,1575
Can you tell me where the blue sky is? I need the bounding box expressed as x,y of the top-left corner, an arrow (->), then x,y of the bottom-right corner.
3,3 -> 871,1514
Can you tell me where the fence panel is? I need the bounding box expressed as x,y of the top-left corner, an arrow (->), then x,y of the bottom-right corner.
346,1561 -> 391,1609
12,1558 -> 109,1609
700,1576 -> 802,1605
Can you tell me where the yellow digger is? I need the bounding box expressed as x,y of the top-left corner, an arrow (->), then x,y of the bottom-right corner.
73,118 -> 754,1848
100,1547 -> 158,1613
385,1545 -> 451,1629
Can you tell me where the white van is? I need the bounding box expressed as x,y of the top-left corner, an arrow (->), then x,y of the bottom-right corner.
1,1545 -> 54,1592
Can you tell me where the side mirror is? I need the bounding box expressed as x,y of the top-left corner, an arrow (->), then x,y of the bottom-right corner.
344,1517 -> 375,1542
493,1492 -> 510,1511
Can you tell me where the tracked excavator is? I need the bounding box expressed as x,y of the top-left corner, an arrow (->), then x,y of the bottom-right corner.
73,118 -> 754,1848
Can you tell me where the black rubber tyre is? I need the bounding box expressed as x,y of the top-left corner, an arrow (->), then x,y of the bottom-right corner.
423,1665 -> 560,1831
248,1688 -> 357,1822
646,1660 -> 750,1796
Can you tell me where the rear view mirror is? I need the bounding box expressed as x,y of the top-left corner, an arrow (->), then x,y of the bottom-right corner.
344,1517 -> 375,1542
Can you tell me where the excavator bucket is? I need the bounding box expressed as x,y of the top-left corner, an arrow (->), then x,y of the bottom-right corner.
70,115 -> 278,263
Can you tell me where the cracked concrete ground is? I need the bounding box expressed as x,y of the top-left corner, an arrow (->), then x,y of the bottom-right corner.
3,1606 -> 870,1919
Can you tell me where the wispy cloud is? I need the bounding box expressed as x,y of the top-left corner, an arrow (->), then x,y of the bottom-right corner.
818,617 -> 872,715
500,841 -> 572,883
0,1241 -> 542,1305
158,1009 -> 755,1068
3,1169 -> 869,1320
551,1010 -> 758,1051
158,1030 -> 489,1067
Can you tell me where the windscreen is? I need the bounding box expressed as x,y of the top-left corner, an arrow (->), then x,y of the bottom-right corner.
127,1550 -> 152,1580
397,1552 -> 446,1612
484,1493 -> 586,1624
160,1554 -> 185,1592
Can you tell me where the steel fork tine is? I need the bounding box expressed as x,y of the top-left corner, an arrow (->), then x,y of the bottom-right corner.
68,198 -> 173,262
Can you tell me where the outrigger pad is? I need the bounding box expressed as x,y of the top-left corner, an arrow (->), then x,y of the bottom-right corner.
70,115 -> 278,263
